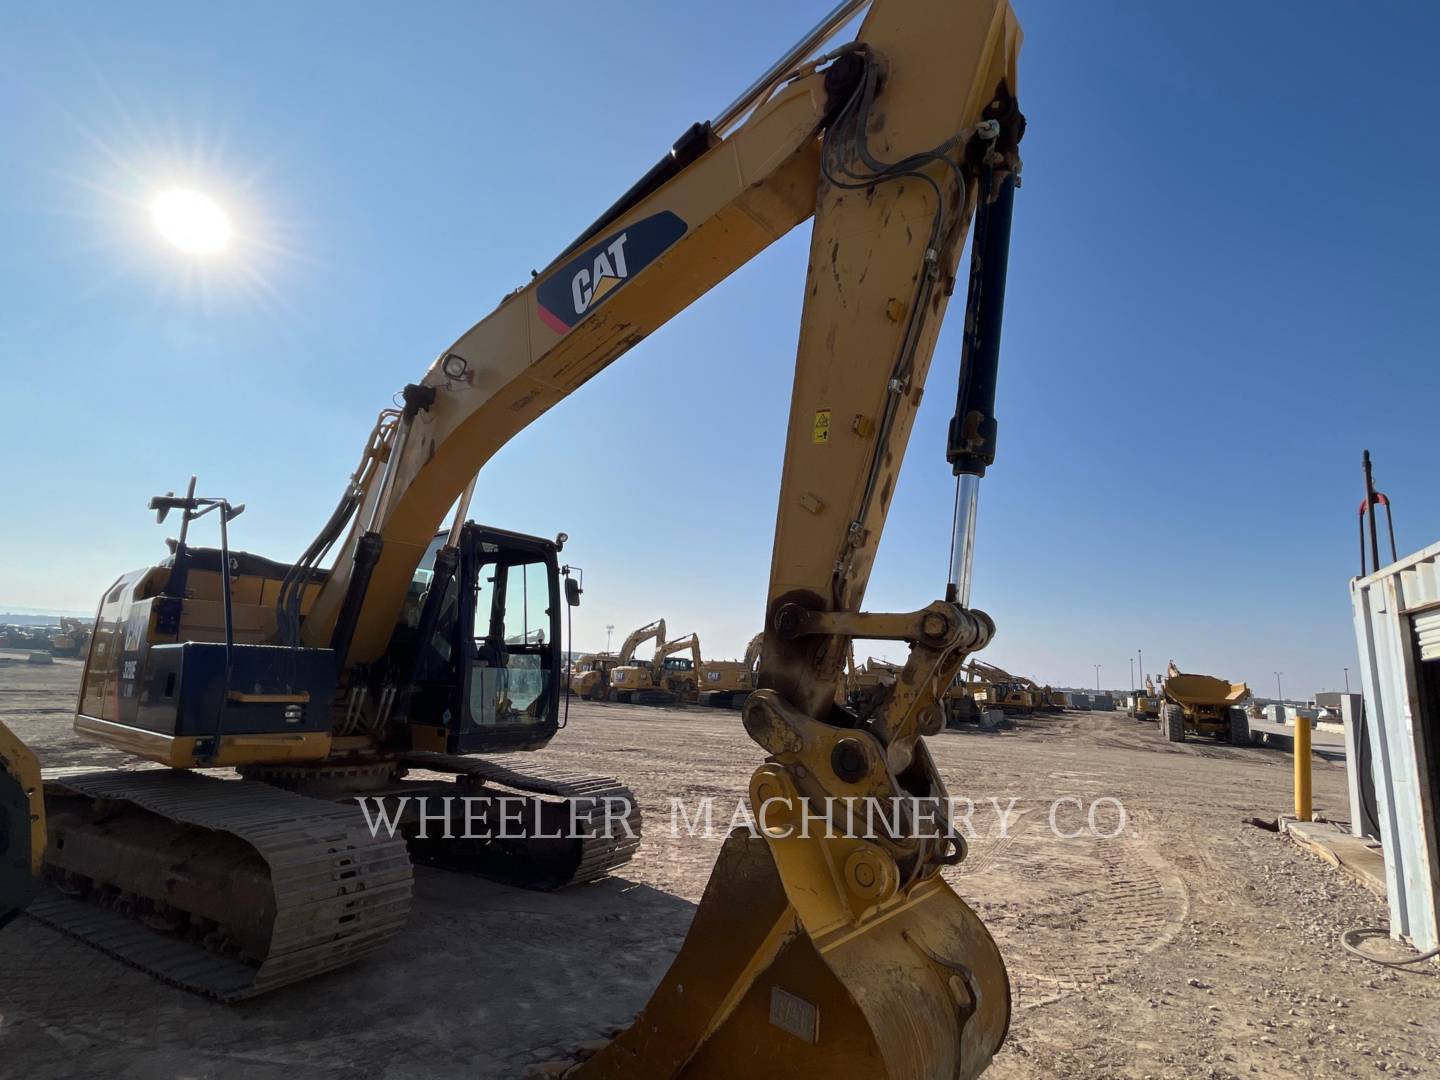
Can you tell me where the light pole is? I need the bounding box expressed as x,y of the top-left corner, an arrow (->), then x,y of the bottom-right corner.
1129,657 -> 1134,692
1137,648 -> 1144,687
1343,667 -> 1350,693
1094,664 -> 1101,693
1274,671 -> 1283,704
605,624 -> 615,653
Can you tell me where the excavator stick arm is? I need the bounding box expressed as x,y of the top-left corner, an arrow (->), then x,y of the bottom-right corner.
582,1 -> 1023,1076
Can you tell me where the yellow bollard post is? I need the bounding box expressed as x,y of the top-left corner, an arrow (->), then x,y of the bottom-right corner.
1293,709 -> 1312,822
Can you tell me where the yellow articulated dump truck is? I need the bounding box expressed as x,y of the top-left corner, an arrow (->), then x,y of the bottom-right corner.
1160,661 -> 1251,745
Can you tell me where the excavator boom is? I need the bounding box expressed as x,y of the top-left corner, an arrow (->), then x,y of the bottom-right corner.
619,620 -> 667,666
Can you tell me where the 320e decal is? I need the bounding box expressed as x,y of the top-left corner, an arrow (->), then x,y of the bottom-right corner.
536,211 -> 686,335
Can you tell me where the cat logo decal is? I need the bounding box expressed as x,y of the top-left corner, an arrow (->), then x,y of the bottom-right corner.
537,211 -> 686,334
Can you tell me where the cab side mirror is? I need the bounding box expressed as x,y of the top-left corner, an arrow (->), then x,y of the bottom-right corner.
564,577 -> 582,607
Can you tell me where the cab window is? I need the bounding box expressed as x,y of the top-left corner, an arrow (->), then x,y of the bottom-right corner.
467,557 -> 554,728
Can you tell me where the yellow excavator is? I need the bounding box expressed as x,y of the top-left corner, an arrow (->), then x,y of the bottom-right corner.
964,659 -> 1034,715
1130,674 -> 1161,721
941,672 -> 981,727
993,664 -> 1055,712
3,0 -> 1024,1072
1018,675 -> 1062,712
986,663 -> 1054,712
698,632 -> 766,708
846,655 -> 902,703
569,618 -> 667,701
47,617 -> 94,658
612,632 -> 703,704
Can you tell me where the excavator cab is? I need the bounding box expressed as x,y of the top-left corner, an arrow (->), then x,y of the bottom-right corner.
395,523 -> 565,754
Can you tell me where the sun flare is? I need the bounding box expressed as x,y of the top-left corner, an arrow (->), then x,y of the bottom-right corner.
150,188 -> 232,254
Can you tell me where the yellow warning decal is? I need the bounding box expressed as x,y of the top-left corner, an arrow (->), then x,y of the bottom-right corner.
812,409 -> 831,444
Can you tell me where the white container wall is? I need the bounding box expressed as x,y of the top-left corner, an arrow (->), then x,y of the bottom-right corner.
1351,539 -> 1440,952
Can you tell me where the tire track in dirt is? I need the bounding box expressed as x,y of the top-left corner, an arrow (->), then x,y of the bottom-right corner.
954,811 -> 1188,1010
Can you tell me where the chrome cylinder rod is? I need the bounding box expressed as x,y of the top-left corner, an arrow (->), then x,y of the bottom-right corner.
446,475 -> 478,547
947,473 -> 980,608
712,0 -> 871,135
367,417 -> 412,533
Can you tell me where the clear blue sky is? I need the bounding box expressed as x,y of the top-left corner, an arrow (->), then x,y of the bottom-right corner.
2,1 -> 1437,698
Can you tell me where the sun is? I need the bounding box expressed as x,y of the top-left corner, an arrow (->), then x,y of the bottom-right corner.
150,188 -> 232,254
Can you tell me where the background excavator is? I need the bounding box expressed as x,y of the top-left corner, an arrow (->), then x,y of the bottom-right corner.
698,631 -> 766,709
1,0 -> 1024,1073
1014,673 -> 1062,712
846,654 -> 902,706
569,618 -> 667,701
940,659 -> 1050,727
1130,674 -> 1161,721
964,658 -> 1035,715
47,617 -> 94,659
941,670 -> 982,727
612,632 -> 703,704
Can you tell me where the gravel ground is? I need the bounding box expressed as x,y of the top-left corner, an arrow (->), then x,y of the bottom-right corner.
1,654 -> 1436,1079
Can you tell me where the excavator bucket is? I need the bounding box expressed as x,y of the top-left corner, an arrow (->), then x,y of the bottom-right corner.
574,830 -> 1007,1078
0,719 -> 44,930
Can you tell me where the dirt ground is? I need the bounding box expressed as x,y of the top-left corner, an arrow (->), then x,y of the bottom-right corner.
1,655 -> 1437,1080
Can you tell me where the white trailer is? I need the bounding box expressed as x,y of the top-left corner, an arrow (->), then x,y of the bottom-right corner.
1351,539 -> 1440,952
